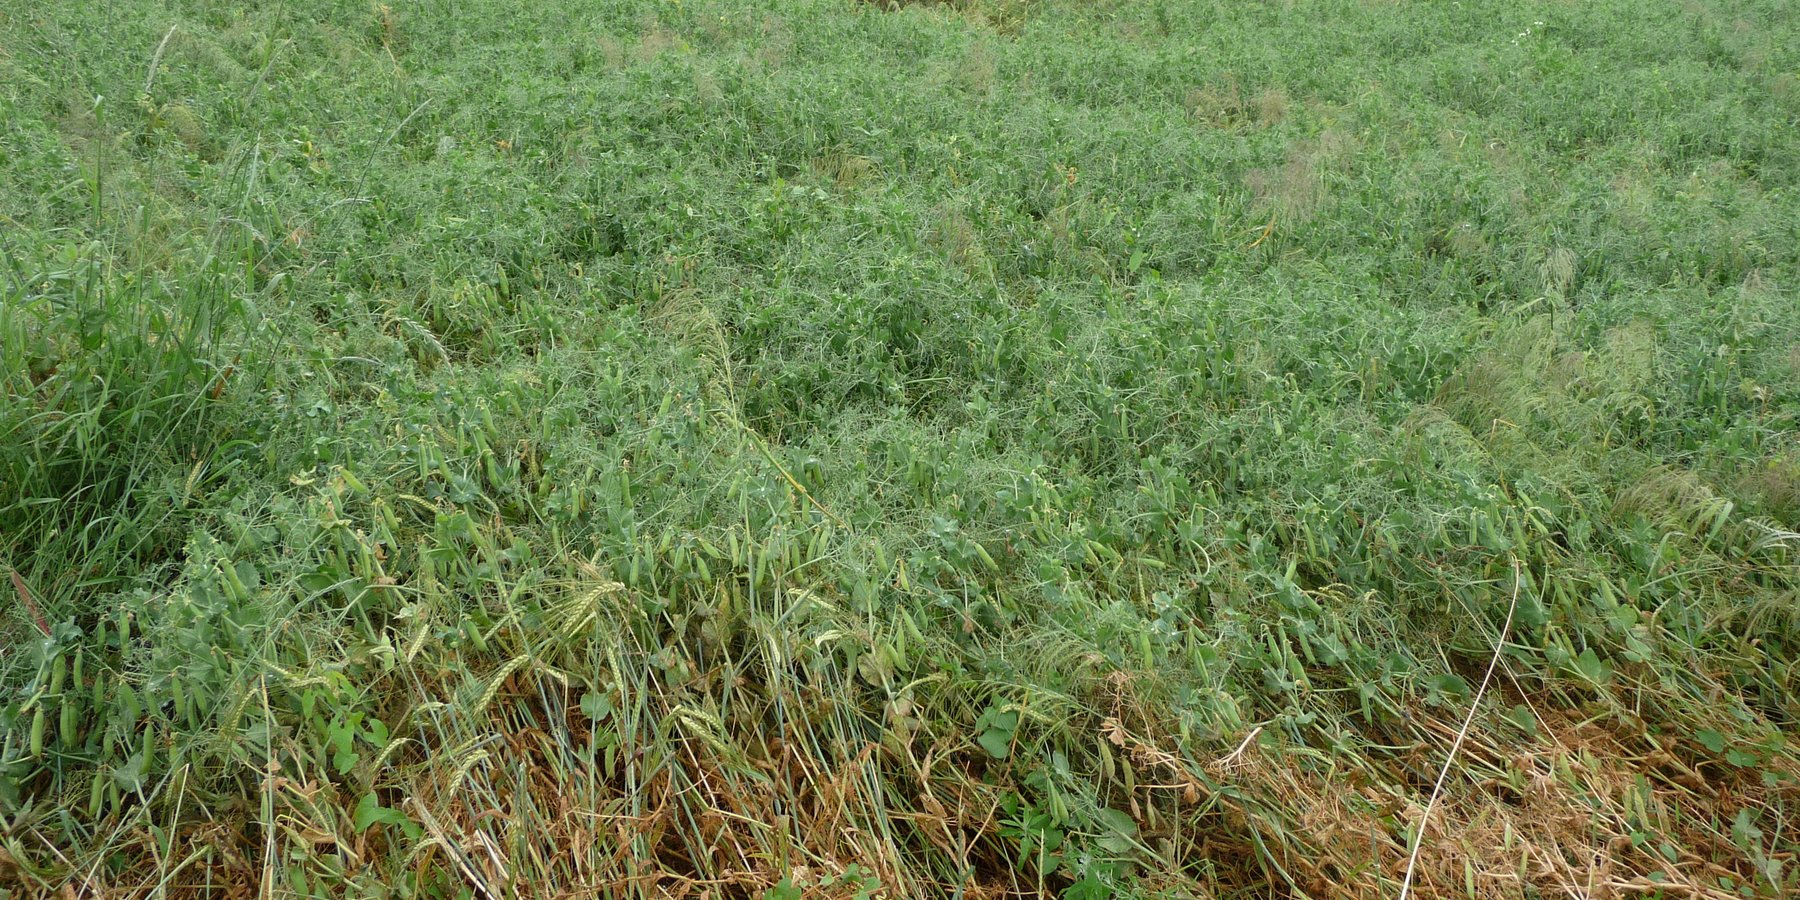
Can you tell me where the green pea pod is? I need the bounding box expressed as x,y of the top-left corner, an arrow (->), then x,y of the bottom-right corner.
974,543 -> 999,573
464,619 -> 489,652
903,609 -> 925,647
339,466 -> 368,495
60,695 -> 79,748
222,560 -> 249,601
141,723 -> 156,771
120,681 -> 141,725
29,708 -> 46,757
1297,625 -> 1319,666
89,771 -> 106,817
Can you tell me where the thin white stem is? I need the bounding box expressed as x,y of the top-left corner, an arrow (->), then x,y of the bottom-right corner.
1397,558 -> 1523,900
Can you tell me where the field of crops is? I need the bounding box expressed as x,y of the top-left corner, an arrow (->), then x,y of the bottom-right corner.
3,0 -> 1799,896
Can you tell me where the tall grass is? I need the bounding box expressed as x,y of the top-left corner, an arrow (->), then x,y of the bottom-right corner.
2,0 -> 1798,896
1,231 -> 258,579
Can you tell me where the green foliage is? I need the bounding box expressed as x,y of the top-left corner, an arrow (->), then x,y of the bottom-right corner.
1,0 -> 1798,896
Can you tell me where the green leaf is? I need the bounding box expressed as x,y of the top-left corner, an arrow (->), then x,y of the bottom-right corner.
234,561 -> 261,591
1725,748 -> 1760,768
1695,729 -> 1727,754
1095,808 -> 1137,852
353,794 -> 380,832
1431,673 -> 1470,700
1065,875 -> 1112,900
1573,648 -> 1612,684
979,727 -> 1013,759
580,691 -> 613,722
113,752 -> 147,792
1096,808 -> 1136,835
353,794 -> 406,833
976,706 -> 1019,758
330,722 -> 355,757
1508,705 -> 1537,738
764,877 -> 801,900
1731,808 -> 1763,850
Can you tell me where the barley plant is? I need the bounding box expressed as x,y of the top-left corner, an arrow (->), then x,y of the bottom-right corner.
1,0 -> 1798,897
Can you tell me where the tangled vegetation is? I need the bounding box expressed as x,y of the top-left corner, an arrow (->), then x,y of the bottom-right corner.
2,0 -> 1798,896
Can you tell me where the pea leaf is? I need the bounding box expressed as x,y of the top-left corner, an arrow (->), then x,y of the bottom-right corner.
580,691 -> 613,722
1096,808 -> 1138,852
975,707 -> 1019,759
1726,748 -> 1760,768
1695,729 -> 1727,754
353,794 -> 411,834
1573,648 -> 1612,684
1508,705 -> 1537,738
